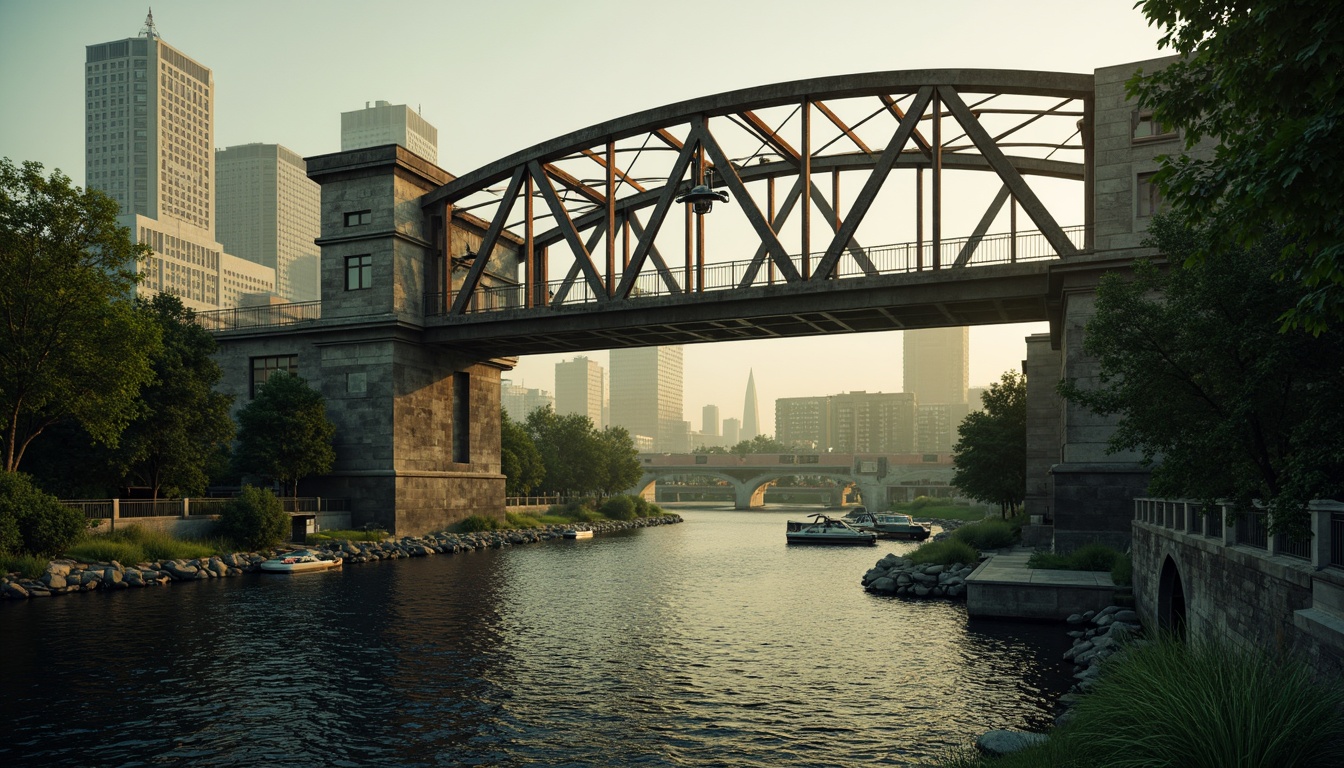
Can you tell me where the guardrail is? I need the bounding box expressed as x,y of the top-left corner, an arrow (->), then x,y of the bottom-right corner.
63,497 -> 349,521
192,301 -> 321,332
1134,497 -> 1343,569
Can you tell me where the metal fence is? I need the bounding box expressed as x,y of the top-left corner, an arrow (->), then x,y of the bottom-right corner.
192,301 -> 321,332
61,496 -> 349,519
1333,511 -> 1344,568
1136,497 -> 1343,570
1234,510 -> 1269,550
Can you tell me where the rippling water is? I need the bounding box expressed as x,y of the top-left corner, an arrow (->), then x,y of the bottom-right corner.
0,506 -> 1072,767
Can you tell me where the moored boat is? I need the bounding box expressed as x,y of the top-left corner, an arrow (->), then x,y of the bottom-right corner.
259,549 -> 343,573
846,511 -> 932,541
562,529 -> 594,539
785,514 -> 878,546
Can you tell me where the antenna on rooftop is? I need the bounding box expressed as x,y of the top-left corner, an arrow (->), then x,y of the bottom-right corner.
141,7 -> 159,39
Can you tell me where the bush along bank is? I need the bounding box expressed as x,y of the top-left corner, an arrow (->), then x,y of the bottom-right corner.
0,514 -> 682,600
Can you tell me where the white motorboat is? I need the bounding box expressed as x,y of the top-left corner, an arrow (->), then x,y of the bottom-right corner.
259,549 -> 343,573
846,511 -> 932,541
562,529 -> 594,539
785,514 -> 878,546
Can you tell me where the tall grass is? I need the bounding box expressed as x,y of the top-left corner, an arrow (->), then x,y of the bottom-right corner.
906,539 -> 979,566
1027,543 -> 1122,572
950,519 -> 1017,550
309,529 -> 388,542
1060,634 -> 1344,768
64,526 -> 219,564
0,552 -> 50,579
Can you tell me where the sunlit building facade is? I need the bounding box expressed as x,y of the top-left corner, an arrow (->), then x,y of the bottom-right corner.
610,346 -> 683,452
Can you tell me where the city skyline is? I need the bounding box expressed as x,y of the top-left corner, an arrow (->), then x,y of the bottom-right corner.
0,0 -> 1168,431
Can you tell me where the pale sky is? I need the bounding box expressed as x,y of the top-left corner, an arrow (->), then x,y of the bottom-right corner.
0,0 -> 1167,432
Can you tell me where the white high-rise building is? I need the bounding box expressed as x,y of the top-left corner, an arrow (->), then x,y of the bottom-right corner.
903,327 -> 970,405
610,346 -> 683,452
341,101 -> 438,163
85,12 -> 274,310
216,143 -> 322,302
555,356 -> 606,427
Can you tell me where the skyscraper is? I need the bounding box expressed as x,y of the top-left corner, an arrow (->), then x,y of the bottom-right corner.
500,379 -> 554,420
722,418 -> 741,446
85,11 -> 274,310
609,346 -> 683,451
903,327 -> 969,405
741,369 -> 760,441
702,404 -> 720,436
555,356 -> 605,426
216,143 -> 322,302
341,101 -> 438,163
831,391 -> 917,453
776,396 -> 832,448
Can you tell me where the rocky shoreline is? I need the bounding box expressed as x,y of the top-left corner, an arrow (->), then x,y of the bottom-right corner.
860,553 -> 976,599
0,515 -> 682,600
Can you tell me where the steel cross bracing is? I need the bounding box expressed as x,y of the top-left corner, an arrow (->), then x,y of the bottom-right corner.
420,70 -> 1093,352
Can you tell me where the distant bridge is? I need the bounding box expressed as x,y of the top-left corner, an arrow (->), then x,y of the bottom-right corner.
632,452 -> 955,509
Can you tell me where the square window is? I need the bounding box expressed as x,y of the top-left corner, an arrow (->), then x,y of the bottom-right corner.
1137,172 -> 1165,218
345,255 -> 372,290
344,210 -> 372,227
250,355 -> 298,398
1132,110 -> 1177,143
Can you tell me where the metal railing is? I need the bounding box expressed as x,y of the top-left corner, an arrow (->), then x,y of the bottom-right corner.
1135,497 -> 1344,569
428,225 -> 1086,316
504,494 -> 568,508
61,496 -> 349,520
1234,510 -> 1269,550
1332,511 -> 1344,568
193,301 -> 321,332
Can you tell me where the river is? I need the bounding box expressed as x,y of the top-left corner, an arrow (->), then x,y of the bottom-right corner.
0,505 -> 1072,767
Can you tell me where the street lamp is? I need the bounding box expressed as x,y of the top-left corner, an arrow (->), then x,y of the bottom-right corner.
676,183 -> 730,214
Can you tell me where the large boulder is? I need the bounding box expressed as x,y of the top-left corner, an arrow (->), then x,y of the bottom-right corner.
976,730 -> 1048,756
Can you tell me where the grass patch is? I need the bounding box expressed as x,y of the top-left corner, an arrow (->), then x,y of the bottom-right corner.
65,539 -> 146,564
457,515 -> 506,532
1111,554 -> 1133,586
309,528 -> 388,542
64,526 -> 221,564
1028,543 -> 1122,572
950,519 -> 1017,550
891,497 -> 992,521
0,552 -> 50,579
906,538 -> 979,566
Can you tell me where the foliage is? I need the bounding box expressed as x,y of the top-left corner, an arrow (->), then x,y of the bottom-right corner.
600,494 -> 637,520
111,294 -> 234,499
889,499 -> 991,522
0,471 -> 89,556
906,538 -> 978,566
65,538 -> 145,565
232,373 -> 335,497
692,445 -> 729,454
500,407 -> 544,495
308,528 -> 388,543
1111,554 -> 1133,587
524,407 -> 641,497
0,552 -> 49,579
951,371 -> 1026,517
218,485 -> 288,550
729,435 -> 792,456
1128,1 -> 1344,332
1027,543 -> 1122,573
1057,220 -> 1344,536
0,158 -> 160,472
459,514 -> 504,532
106,525 -> 216,561
1061,634 -> 1344,768
949,518 -> 1017,551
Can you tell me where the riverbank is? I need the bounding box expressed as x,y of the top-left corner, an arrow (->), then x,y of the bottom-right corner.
0,514 -> 682,600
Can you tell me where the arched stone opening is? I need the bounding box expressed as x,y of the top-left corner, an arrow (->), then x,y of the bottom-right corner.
1157,555 -> 1188,641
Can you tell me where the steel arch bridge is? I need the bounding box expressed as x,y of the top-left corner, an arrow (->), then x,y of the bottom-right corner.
419,69 -> 1094,356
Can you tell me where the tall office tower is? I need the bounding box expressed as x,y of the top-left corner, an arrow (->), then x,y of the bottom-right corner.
830,391 -> 917,453
966,386 -> 988,412
741,369 -> 761,441
610,346 -> 684,451
500,379 -> 554,420
341,100 -> 438,163
722,418 -> 741,446
916,402 -> 972,453
216,143 -> 322,302
776,396 -> 832,449
85,12 -> 275,310
555,355 -> 605,426
702,404 -> 720,436
903,327 -> 970,405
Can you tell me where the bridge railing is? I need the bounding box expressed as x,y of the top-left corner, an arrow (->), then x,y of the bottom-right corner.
64,497 -> 350,521
443,225 -> 1085,315
194,301 -> 322,331
1134,497 -> 1342,569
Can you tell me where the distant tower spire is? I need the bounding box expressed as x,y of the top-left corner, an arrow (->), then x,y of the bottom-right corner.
742,369 -> 760,441
141,7 -> 159,39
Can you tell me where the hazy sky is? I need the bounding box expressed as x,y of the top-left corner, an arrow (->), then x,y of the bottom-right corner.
0,0 -> 1167,431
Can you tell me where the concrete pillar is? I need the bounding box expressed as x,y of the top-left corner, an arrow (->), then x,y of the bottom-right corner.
111,498 -> 119,533
1024,333 -> 1062,522
1311,501 -> 1343,569
734,481 -> 767,510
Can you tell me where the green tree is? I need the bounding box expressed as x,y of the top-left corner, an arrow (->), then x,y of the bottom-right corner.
0,471 -> 90,556
1059,218 -> 1344,536
594,425 -> 642,497
524,407 -> 641,497
501,407 -> 545,495
952,370 -> 1026,517
232,373 -> 335,498
112,294 -> 234,499
218,485 -> 289,550
1128,1 -> 1344,331
730,434 -> 791,456
0,158 -> 160,472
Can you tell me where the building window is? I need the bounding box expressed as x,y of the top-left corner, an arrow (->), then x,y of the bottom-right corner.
1137,172 -> 1165,218
250,355 -> 298,398
1132,110 -> 1177,143
345,255 -> 372,290
344,210 -> 372,227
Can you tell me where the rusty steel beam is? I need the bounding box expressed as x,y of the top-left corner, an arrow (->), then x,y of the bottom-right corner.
582,148 -> 648,193
450,166 -> 525,316
814,100 -> 873,154
739,110 -> 802,163
606,141 -> 616,297
542,162 -> 606,206
881,94 -> 933,156
529,161 -> 608,302
614,136 -> 698,299
953,185 -> 1011,267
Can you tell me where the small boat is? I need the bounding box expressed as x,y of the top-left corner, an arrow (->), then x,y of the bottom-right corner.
785,514 -> 878,546
562,529 -> 593,539
259,549 -> 343,573
847,511 -> 932,541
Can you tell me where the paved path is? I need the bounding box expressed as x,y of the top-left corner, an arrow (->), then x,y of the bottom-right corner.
965,546 -> 1116,619
969,547 -> 1115,588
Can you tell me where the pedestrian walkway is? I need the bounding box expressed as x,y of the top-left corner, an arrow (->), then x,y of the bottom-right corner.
965,546 -> 1116,620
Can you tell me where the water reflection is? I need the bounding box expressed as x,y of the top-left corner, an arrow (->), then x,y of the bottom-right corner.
0,506 -> 1072,767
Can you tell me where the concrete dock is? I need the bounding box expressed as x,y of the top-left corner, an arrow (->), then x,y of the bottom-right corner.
965,548 -> 1117,620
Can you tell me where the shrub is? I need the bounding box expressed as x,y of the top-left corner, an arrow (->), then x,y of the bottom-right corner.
906,538 -> 979,566
600,495 -> 637,521
505,512 -> 542,529
459,514 -> 502,532
65,539 -> 145,565
0,471 -> 90,556
0,552 -> 51,579
950,519 -> 1016,550
217,485 -> 288,550
1111,554 -> 1133,587
1061,634 -> 1344,767
1028,543 -> 1122,573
